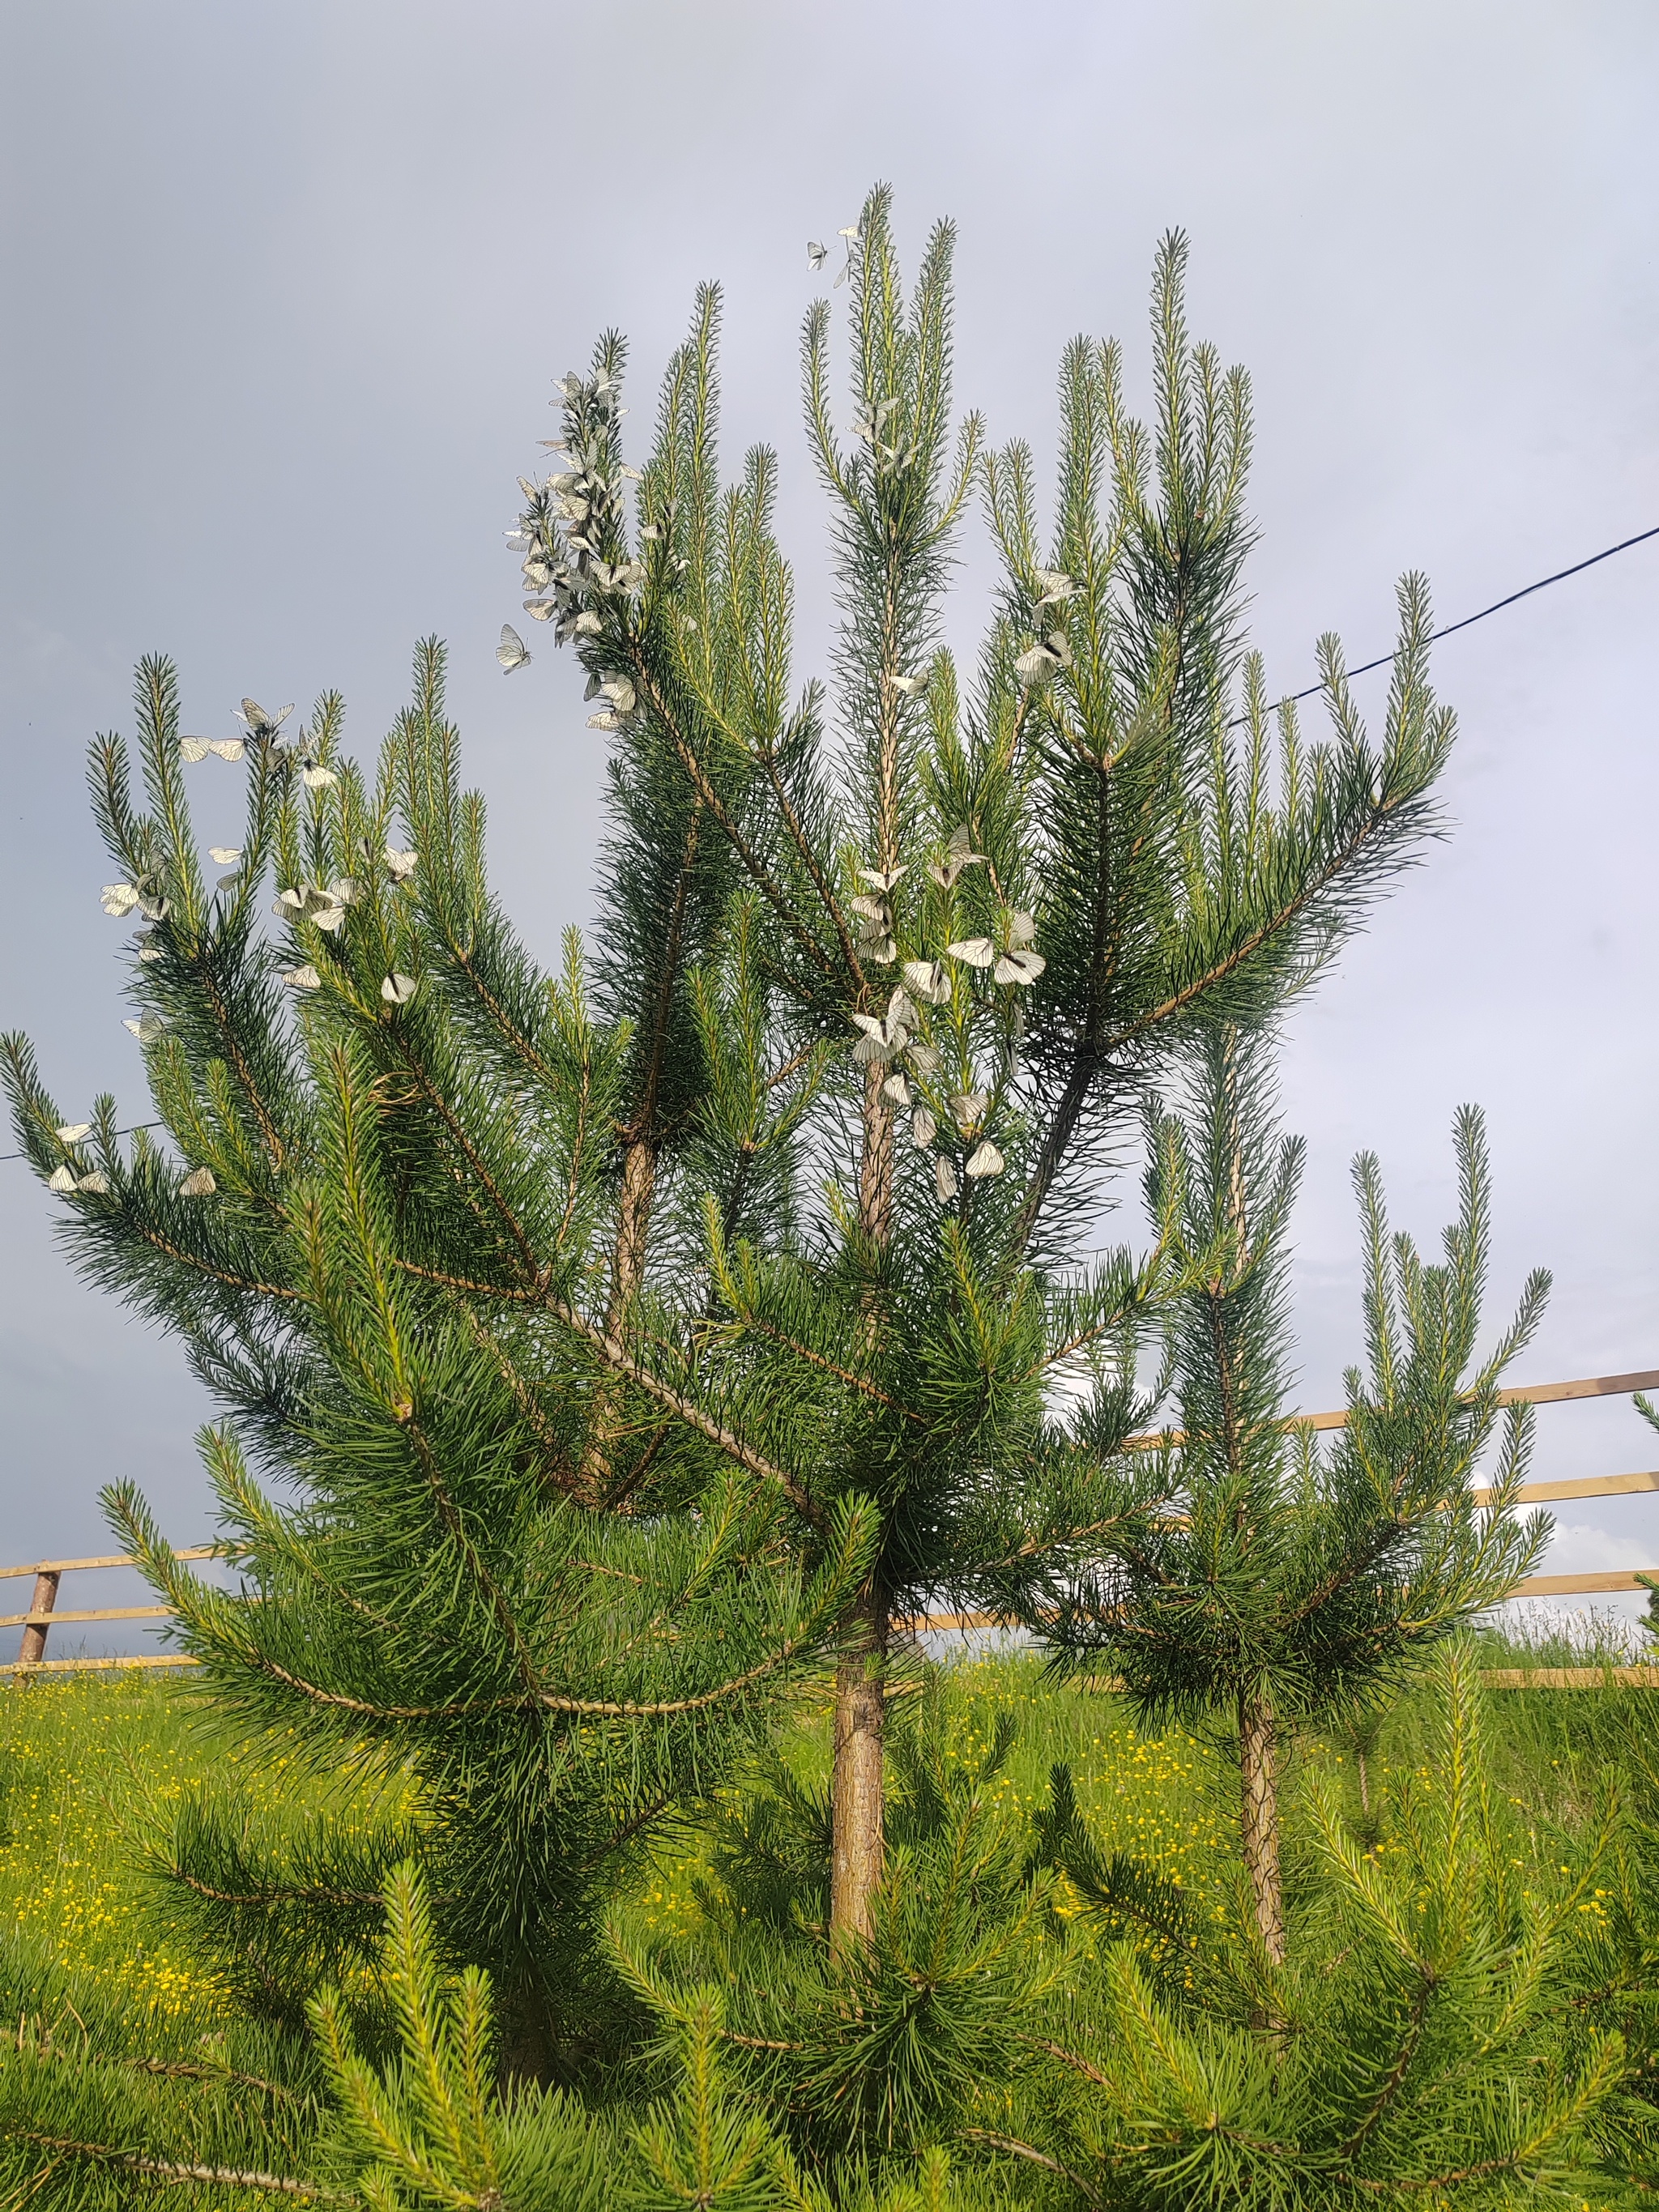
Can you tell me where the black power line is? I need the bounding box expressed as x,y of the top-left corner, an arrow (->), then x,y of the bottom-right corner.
3,522 -> 1657,1170
1251,521 -> 1659,718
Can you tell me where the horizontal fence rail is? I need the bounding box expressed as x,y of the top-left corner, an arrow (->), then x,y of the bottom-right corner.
7,1366 -> 1657,1684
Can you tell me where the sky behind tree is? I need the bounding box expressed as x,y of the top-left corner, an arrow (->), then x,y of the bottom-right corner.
3,0 -> 1657,1634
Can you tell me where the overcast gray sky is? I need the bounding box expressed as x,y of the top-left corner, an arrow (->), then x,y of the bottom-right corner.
4,0 -> 1658,1644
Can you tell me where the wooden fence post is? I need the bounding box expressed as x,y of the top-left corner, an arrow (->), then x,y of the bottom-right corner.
17,1570 -> 60,1670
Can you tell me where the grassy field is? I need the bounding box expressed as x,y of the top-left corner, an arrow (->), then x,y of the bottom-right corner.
3,1617 -> 1652,2027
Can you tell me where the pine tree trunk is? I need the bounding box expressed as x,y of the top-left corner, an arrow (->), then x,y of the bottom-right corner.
582,1137 -> 658,1494
609,1136 -> 657,1328
823,1062 -> 898,1944
830,1596 -> 886,1946
1238,1690 -> 1286,1965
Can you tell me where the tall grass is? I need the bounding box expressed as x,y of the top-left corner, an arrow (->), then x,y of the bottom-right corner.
3,1639 -> 1651,2017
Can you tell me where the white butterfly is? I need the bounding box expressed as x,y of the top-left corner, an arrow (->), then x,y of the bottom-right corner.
180,1166 -> 216,1196
882,1071 -> 911,1106
849,987 -> 916,1064
381,972 -> 417,1006
928,823 -> 988,890
574,611 -> 603,636
54,1123 -> 91,1142
586,711 -> 621,732
950,1090 -> 990,1134
901,960 -> 951,1005
911,1106 -> 936,1149
497,624 -> 531,672
856,864 -> 906,893
179,739 -> 211,763
599,676 -> 636,714
945,936 -> 997,969
906,1043 -> 940,1076
207,739 -> 245,762
101,883 -> 141,917
281,964 -> 321,991
216,872 -> 241,892
1014,645 -> 1062,688
310,906 -> 347,932
75,1170 -> 110,1195
300,761 -> 337,790
934,1156 -> 958,1201
889,671 -> 926,697
208,847 -> 242,865
991,911 -> 1043,985
385,847 -> 417,881
1033,569 -> 1077,607
808,240 -> 829,270
47,1165 -> 76,1192
123,1016 -> 168,1042
135,931 -> 164,962
238,699 -> 293,737
965,1140 -> 1005,1179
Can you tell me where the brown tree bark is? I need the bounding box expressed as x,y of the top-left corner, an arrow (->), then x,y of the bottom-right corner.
830,1595 -> 887,1946
609,1136 -> 658,1329
825,1062 -> 898,1946
1239,1689 -> 1286,1965
581,1137 -> 659,1495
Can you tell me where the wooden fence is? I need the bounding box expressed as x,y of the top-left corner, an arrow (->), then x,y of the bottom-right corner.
6,1365 -> 1658,1687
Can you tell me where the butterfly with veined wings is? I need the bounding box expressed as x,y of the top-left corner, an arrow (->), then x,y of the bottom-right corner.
237,699 -> 292,738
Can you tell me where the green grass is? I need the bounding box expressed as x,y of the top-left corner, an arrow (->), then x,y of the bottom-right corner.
2,1627 -> 1653,2025
0,1670 -> 415,2031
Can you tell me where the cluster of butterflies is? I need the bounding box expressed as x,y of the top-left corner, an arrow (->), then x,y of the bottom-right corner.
497,368 -> 655,676
1013,573 -> 1080,688
841,824 -> 1051,1197
850,981 -> 1009,1200
45,1120 -> 109,1196
842,829 -> 1047,990
45,1119 -> 212,1199
178,700 -> 338,788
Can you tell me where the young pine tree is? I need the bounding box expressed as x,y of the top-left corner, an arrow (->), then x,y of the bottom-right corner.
1034,1029 -> 1551,1964
500,188 -> 1461,1942
2,652 -> 875,2069
6,190 -> 1465,1971
1026,1645 -> 1637,2210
